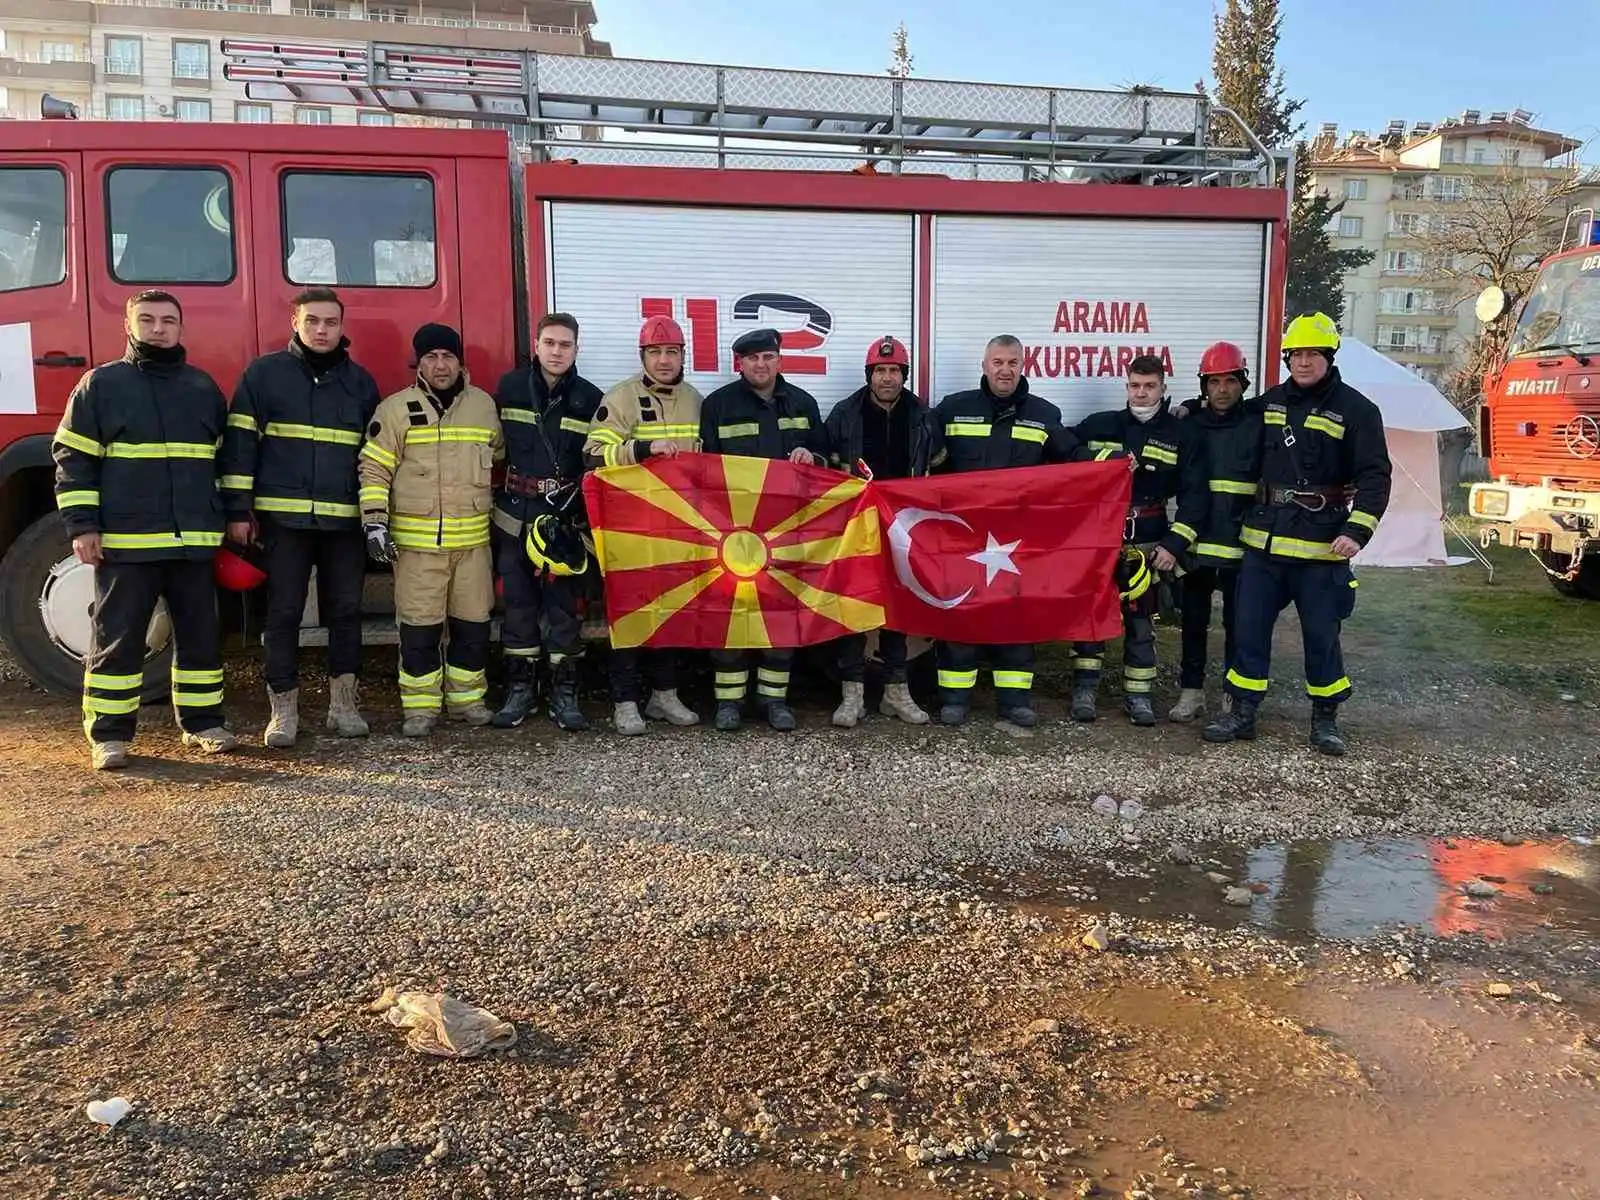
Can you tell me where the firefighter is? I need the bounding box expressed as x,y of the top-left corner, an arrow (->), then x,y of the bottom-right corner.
488,313 -> 603,731
823,335 -> 933,727
1169,341 -> 1261,723
931,334 -> 1103,728
221,286 -> 380,747
359,323 -> 504,737
583,314 -> 704,736
1069,354 -> 1208,727
1203,312 -> 1392,755
698,327 -> 829,732
53,290 -> 238,770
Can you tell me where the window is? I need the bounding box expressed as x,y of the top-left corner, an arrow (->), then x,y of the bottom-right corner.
369,5 -> 409,20
174,98 -> 211,122
1442,146 -> 1458,164
1343,178 -> 1367,200
1379,287 -> 1440,314
104,35 -> 141,77
295,106 -> 333,126
1508,149 -> 1522,166
106,166 -> 234,284
235,102 -> 272,124
282,171 -> 436,287
41,41 -> 77,62
1389,212 -> 1427,237
357,111 -> 395,126
306,0 -> 336,14
0,168 -> 68,292
1337,216 -> 1363,238
106,95 -> 144,121
1384,250 -> 1423,273
172,40 -> 210,81
1472,148 -> 1485,165
1429,175 -> 1468,201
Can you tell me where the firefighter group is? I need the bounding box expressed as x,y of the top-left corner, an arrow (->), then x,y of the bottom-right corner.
53,289 -> 1391,772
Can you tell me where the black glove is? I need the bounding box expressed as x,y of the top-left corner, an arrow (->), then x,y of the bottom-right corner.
364,523 -> 398,564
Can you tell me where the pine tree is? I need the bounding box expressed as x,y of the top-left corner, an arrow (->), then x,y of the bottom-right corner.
1210,2 -> 1369,325
1286,154 -> 1374,324
888,22 -> 913,79
1209,0 -> 1303,149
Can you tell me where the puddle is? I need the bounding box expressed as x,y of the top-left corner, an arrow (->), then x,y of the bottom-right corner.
976,837 -> 1600,942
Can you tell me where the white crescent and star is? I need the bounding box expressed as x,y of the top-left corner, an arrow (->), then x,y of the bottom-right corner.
886,507 -> 1022,609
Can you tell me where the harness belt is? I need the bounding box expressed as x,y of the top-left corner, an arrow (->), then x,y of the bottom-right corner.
503,468 -> 565,498
1125,502 -> 1167,544
1267,484 -> 1349,513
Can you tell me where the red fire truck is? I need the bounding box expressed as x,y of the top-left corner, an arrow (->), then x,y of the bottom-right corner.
1469,221 -> 1600,598
0,44 -> 1288,697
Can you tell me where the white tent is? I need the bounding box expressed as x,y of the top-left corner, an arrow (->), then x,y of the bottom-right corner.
1328,337 -> 1470,568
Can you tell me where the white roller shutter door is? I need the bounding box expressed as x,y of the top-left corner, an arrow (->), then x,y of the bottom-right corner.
930,216 -> 1268,423
547,203 -> 916,412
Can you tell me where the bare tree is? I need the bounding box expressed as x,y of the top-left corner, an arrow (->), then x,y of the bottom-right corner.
888,22 -> 913,80
1413,150 -> 1599,411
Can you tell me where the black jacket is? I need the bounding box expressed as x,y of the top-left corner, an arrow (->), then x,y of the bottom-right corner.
931,377 -> 1090,472
1185,397 -> 1263,568
700,375 -> 828,461
492,363 -> 603,534
53,345 -> 227,562
824,385 -> 937,478
1242,366 -> 1392,561
219,339 -> 380,531
1074,402 -> 1209,557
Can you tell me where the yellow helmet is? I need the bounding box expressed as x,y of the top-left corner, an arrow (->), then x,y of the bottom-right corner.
1281,312 -> 1341,353
525,513 -> 590,577
1117,548 -> 1153,604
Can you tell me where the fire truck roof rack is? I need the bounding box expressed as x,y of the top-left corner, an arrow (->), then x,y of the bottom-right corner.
221,42 -> 1275,186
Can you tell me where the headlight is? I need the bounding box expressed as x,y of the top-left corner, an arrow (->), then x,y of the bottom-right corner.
1472,489 -> 1509,517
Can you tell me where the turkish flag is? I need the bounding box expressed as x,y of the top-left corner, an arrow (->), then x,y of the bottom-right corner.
871,461 -> 1130,644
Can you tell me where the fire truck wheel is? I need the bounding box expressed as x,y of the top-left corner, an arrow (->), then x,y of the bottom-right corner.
0,514 -> 174,701
1538,551 -> 1600,601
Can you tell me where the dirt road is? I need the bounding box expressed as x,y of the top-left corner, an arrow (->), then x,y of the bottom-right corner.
2,546 -> 1597,1199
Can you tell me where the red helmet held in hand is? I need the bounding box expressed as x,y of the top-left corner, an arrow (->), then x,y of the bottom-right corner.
1197,341 -> 1249,379
214,544 -> 267,592
865,335 -> 910,380
639,315 -> 686,348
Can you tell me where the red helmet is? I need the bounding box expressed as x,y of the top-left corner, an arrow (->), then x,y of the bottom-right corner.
1197,341 -> 1249,379
214,544 -> 267,592
639,315 -> 685,348
865,335 -> 910,378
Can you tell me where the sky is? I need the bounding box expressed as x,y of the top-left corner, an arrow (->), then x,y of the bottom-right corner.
587,0 -> 1599,150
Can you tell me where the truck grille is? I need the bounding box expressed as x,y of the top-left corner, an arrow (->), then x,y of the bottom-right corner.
1490,397 -> 1600,486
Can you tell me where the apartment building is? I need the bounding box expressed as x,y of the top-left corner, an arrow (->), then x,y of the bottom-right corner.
1306,109 -> 1597,383
0,0 -> 609,126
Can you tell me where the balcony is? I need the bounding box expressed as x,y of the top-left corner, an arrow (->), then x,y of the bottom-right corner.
288,6 -> 580,35
102,57 -> 142,80
0,56 -> 96,85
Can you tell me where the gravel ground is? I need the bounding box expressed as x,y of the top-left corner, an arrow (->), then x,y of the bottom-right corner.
2,553 -> 1600,1199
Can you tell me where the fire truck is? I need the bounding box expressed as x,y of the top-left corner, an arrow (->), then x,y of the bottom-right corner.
0,44 -> 1288,698
1469,217 -> 1600,599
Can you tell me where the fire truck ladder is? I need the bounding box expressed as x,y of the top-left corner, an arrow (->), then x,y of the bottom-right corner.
221,42 -> 1275,186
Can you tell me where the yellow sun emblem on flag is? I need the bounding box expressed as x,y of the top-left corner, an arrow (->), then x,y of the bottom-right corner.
588,455 -> 886,649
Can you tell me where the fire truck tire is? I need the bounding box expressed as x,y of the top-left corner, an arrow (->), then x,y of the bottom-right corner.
0,514 -> 174,701
1538,551 -> 1600,601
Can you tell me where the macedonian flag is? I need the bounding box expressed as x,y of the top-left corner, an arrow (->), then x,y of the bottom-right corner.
582,453 -> 886,649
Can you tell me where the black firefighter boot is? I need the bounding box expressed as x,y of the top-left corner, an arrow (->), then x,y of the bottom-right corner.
491,657 -> 538,728
1309,703 -> 1347,757
1202,696 -> 1258,743
548,657 -> 590,732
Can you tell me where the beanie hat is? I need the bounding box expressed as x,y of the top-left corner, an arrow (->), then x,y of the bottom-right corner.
412,322 -> 463,362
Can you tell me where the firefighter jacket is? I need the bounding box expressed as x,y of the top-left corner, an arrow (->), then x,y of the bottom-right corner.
824,385 -> 938,478
53,343 -> 227,563
930,377 -> 1091,473
1074,402 -> 1209,558
491,364 -> 603,537
1242,366 -> 1392,562
1185,396 -> 1264,569
219,338 -> 380,531
358,377 -> 504,552
583,372 -> 703,469
699,375 -> 828,461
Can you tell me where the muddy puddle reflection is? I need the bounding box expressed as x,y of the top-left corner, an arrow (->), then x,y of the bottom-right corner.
975,837 -> 1600,941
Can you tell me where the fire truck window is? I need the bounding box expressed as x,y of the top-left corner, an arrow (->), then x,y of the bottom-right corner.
0,167 -> 67,293
106,167 -> 235,285
281,172 -> 436,288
